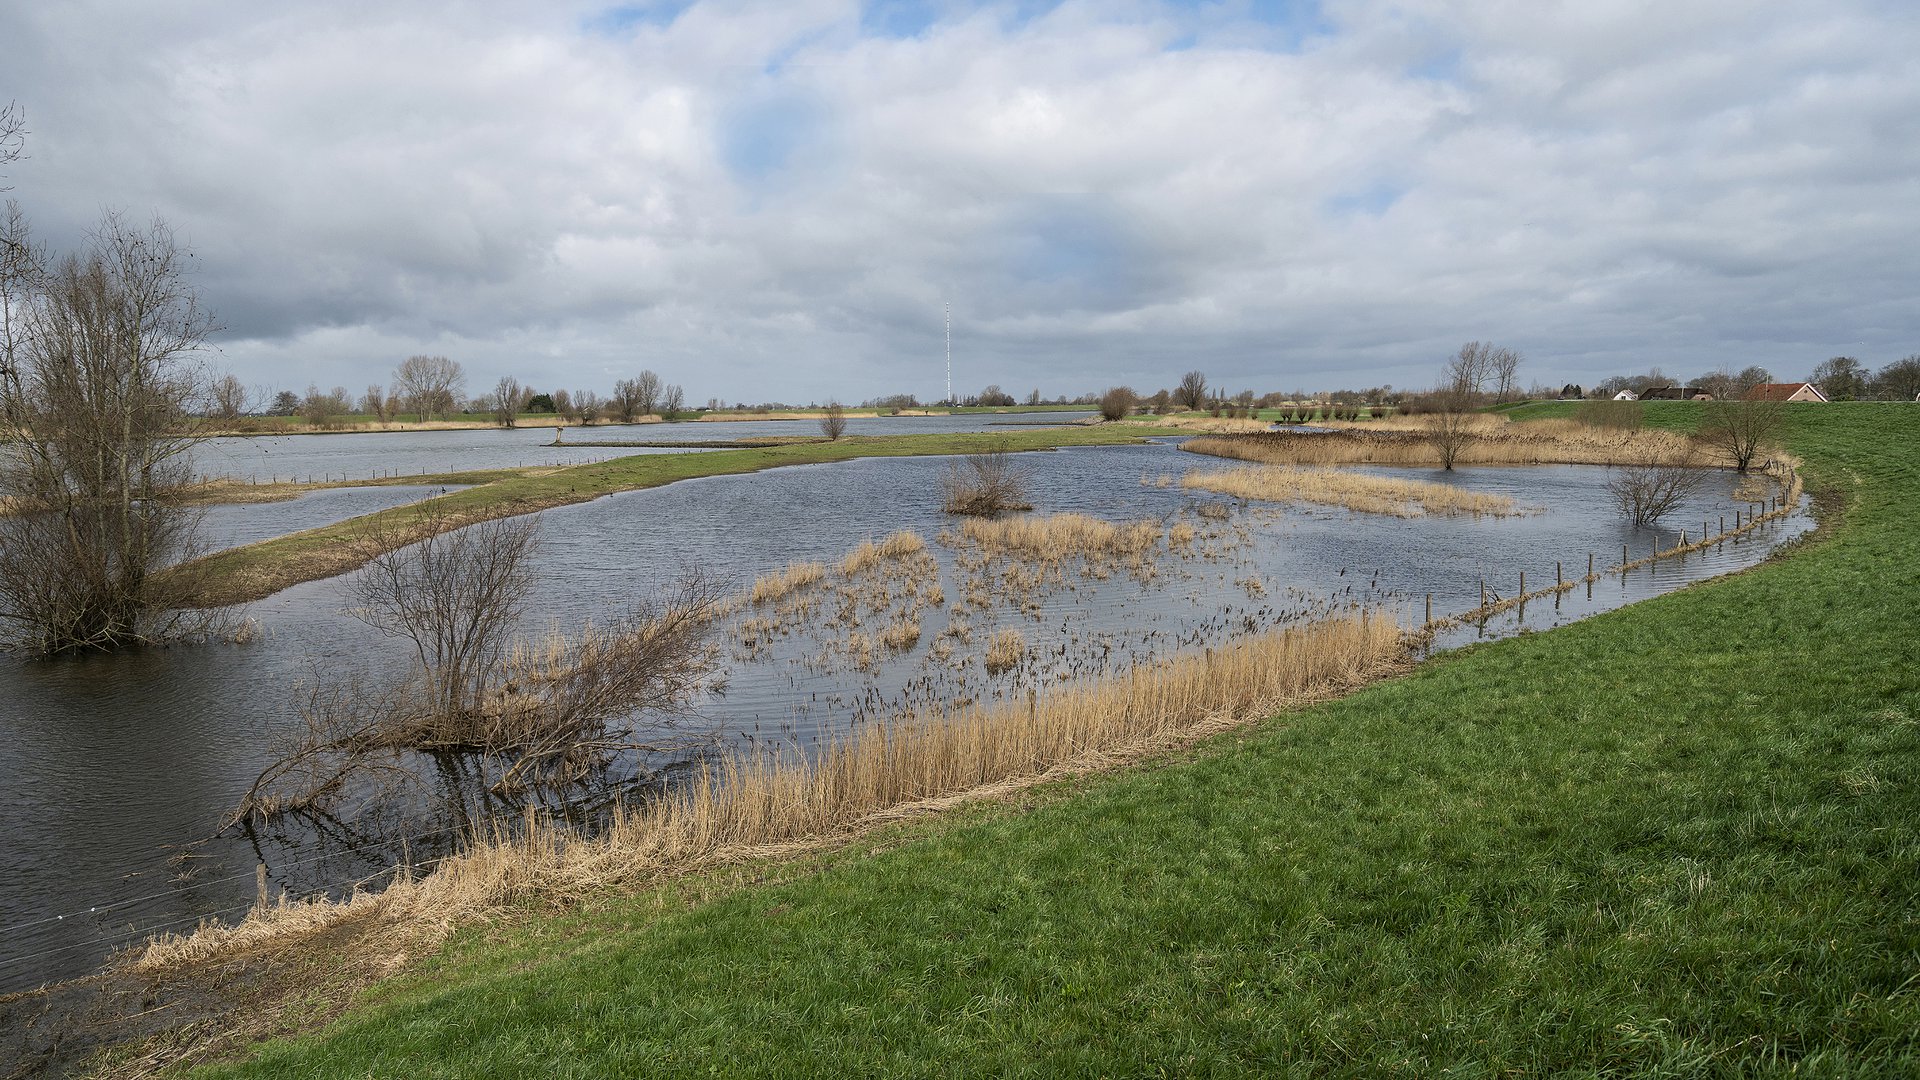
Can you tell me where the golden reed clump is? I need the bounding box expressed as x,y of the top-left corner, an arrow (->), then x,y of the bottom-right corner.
132,612 -> 1404,975
1180,465 -> 1528,518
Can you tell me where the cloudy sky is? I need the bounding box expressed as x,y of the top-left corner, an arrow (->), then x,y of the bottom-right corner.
4,0 -> 1916,404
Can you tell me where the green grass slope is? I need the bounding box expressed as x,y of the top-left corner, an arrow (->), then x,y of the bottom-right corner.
202,405 -> 1920,1077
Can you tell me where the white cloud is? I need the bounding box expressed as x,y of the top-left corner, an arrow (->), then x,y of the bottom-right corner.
3,0 -> 1916,402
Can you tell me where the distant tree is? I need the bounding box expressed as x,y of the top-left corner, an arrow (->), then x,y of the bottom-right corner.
551,388 -> 574,421
978,384 -> 1015,407
209,374 -> 251,422
1699,399 -> 1786,474
1732,365 -> 1774,396
301,384 -> 352,428
1592,375 -> 1632,399
393,355 -> 464,421
611,372 -> 662,422
266,389 -> 300,416
1025,388 -> 1042,406
1098,386 -> 1136,422
489,376 -> 522,428
820,402 -> 847,440
660,383 -> 685,420
1627,368 -> 1671,395
1811,356 -> 1869,400
1559,383 -> 1583,400
1873,355 -> 1920,401
361,384 -> 392,422
1693,369 -> 1737,400
574,389 -> 602,425
1173,371 -> 1208,411
1148,389 -> 1172,414
526,392 -> 555,414
1441,342 -> 1521,401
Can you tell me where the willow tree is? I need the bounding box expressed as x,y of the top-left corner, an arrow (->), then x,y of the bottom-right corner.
0,207 -> 216,652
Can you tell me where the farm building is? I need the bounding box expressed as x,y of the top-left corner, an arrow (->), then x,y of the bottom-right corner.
1744,382 -> 1830,403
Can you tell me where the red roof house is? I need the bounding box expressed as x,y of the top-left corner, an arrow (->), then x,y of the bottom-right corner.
1744,382 -> 1829,403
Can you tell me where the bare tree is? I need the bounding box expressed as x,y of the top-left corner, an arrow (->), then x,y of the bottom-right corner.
392,354 -> 464,421
235,508 -> 726,818
1419,391 -> 1480,470
209,373 -> 251,423
360,383 -> 393,422
1099,385 -> 1136,421
819,401 -> 847,440
1607,450 -> 1706,527
489,376 -> 522,428
610,370 -> 662,422
1174,370 -> 1208,411
0,101 -> 24,187
1732,366 -> 1773,396
0,208 -> 217,653
941,441 -> 1034,516
347,510 -> 541,724
301,383 -> 352,428
552,387 -> 575,422
1698,398 -> 1786,474
1444,341 -> 1521,400
660,382 -> 685,420
574,389 -> 602,425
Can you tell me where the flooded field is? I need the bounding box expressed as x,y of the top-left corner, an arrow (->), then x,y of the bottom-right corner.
0,438 -> 1810,991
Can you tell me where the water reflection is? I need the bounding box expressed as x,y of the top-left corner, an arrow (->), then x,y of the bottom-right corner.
0,440 -> 1810,991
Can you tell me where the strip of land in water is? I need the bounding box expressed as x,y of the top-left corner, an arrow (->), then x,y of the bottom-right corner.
169,426 -> 1178,608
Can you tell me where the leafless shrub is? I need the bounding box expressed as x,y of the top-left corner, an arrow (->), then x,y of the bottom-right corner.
1698,398 -> 1786,474
941,442 -> 1033,517
0,207 -> 220,653
820,401 -> 847,440
233,507 -> 727,819
1606,449 -> 1707,527
392,355 -> 464,421
1420,391 -> 1480,471
1099,385 -> 1136,421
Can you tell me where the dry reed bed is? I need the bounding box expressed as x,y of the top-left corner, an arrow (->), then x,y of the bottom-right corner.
749,560 -> 827,605
132,611 -> 1406,974
1184,419 -> 1712,469
1180,465 -> 1528,518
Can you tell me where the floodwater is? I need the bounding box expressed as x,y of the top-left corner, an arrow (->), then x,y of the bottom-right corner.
0,439 -> 1811,992
189,412 -> 1098,483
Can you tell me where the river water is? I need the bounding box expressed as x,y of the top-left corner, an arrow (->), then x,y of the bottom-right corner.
0,433 -> 1811,992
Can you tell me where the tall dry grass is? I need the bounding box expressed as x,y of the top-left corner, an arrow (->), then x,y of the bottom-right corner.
1181,465 -> 1528,518
749,560 -> 826,605
132,612 -> 1405,974
839,531 -> 928,577
950,513 -> 1161,563
1184,418 -> 1710,470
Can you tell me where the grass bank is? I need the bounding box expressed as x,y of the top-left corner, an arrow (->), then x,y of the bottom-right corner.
171,426 -> 1179,607
182,403 -> 1918,1076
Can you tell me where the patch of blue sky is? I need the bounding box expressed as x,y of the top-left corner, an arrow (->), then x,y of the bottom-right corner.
720,96 -> 827,183
1408,46 -> 1462,83
1161,0 -> 1329,50
1003,196 -> 1151,308
1326,182 -> 1406,218
581,1 -> 695,37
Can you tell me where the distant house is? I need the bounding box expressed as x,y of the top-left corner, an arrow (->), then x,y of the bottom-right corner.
1639,385 -> 1709,401
1744,382 -> 1830,403
1612,390 -> 1639,401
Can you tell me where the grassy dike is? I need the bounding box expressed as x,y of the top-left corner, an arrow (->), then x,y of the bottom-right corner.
174,426 -> 1168,607
194,404 -> 1918,1076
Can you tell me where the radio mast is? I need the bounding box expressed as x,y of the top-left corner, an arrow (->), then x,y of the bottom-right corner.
944,301 -> 952,405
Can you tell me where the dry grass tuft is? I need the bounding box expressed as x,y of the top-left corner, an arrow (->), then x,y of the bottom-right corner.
880,618 -> 922,652
953,513 -> 1161,564
1181,465 -> 1528,518
132,613 -> 1404,982
839,531 -> 928,577
984,628 -> 1026,673
750,560 -> 826,605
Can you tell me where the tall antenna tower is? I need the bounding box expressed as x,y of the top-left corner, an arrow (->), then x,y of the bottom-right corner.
944,301 -> 952,405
